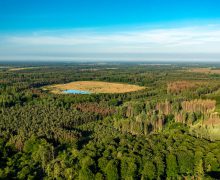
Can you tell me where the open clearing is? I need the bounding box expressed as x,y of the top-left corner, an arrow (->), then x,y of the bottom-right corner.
44,81 -> 146,94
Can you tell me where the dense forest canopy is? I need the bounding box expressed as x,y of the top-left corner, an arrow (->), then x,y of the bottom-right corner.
0,61 -> 220,179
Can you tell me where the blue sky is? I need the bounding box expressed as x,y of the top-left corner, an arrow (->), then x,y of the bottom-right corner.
1,0 -> 220,61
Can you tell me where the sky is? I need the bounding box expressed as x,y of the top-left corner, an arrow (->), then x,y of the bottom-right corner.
0,0 -> 220,61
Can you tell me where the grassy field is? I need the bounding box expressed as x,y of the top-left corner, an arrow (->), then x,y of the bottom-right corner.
44,81 -> 146,94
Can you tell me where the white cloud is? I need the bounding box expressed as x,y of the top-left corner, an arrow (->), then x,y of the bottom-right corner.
1,24 -> 220,61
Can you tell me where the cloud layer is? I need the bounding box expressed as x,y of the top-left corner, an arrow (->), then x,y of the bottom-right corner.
1,24 -> 220,61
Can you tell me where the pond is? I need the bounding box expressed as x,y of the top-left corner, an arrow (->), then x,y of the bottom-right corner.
63,89 -> 91,94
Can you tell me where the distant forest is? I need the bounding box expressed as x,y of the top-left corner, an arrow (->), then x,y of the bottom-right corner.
0,62 -> 220,179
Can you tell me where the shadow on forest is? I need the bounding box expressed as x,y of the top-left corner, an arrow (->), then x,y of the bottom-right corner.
206,171 -> 220,179
76,129 -> 93,149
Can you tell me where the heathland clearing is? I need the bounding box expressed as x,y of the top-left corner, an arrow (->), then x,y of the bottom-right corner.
44,81 -> 146,94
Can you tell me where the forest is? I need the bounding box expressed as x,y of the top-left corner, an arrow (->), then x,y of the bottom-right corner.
0,61 -> 220,179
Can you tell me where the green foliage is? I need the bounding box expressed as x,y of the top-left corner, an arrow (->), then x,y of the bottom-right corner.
0,63 -> 220,179
79,167 -> 95,180
121,157 -> 137,179
105,160 -> 119,180
177,151 -> 194,175
166,154 -> 178,178
141,161 -> 156,180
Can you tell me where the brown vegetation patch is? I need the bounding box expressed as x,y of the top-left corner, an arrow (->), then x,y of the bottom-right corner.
182,99 -> 216,113
45,81 -> 146,94
156,101 -> 172,115
202,112 -> 220,126
187,68 -> 220,74
75,103 -> 116,116
203,118 -> 220,126
167,81 -> 203,94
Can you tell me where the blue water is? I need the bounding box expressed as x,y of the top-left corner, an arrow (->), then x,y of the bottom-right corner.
63,89 -> 91,94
